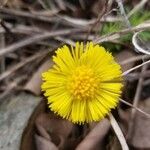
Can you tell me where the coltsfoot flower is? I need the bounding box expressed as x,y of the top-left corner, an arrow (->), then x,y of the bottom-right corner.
41,42 -> 123,124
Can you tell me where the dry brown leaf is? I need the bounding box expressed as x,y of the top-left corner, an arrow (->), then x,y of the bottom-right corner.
76,119 -> 110,150
21,100 -> 46,150
128,97 -> 150,149
35,134 -> 58,150
24,58 -> 53,95
35,113 -> 73,149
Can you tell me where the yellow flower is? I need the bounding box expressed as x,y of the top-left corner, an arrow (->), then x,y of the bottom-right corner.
41,42 -> 123,124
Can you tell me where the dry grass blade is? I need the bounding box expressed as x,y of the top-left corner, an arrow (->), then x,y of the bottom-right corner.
115,0 -> 131,27
94,22 -> 150,43
0,75 -> 27,102
120,98 -> 150,118
120,54 -> 150,65
0,51 -> 48,81
127,64 -> 148,140
0,29 -> 85,57
128,0 -> 148,18
0,33 -> 5,73
109,114 -> 129,150
0,7 -> 57,23
122,59 -> 150,76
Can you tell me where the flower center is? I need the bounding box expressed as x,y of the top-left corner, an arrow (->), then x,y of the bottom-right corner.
68,66 -> 98,100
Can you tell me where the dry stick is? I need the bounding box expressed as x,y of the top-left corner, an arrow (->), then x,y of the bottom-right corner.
0,23 -> 47,36
121,60 -> 150,119
128,66 -> 147,141
122,59 -> 150,76
0,51 -> 48,81
0,7 -> 57,23
115,0 -> 131,27
0,7 -> 85,28
128,0 -> 148,18
125,70 -> 150,81
109,114 -> 129,150
85,0 -> 109,41
0,28 -> 84,57
0,75 -> 27,102
0,33 -> 5,73
120,54 -> 150,65
59,15 -> 122,28
94,21 -> 150,43
127,28 -> 150,139
120,98 -> 150,118
55,36 -> 75,46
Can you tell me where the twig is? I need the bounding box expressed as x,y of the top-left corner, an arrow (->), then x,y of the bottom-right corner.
128,0 -> 148,18
125,70 -> 150,81
0,51 -> 48,82
0,7 -> 57,23
54,36 -> 75,46
0,23 -> 44,35
122,59 -> 150,76
0,28 -> 85,57
127,65 -> 147,140
115,0 -> 131,27
109,114 -> 129,150
85,0 -> 109,41
94,21 -> 150,43
0,32 -> 5,73
120,54 -> 150,65
127,27 -> 149,139
59,15 -> 122,28
0,75 -> 27,102
120,98 -> 150,118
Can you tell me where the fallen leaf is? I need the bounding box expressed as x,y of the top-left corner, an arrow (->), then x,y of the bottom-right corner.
128,97 -> 150,149
76,118 -> 110,150
24,58 -> 53,95
35,113 -> 73,149
35,134 -> 58,150
21,99 -> 46,150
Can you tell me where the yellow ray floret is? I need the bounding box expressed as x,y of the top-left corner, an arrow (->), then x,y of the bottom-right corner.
41,42 -> 123,124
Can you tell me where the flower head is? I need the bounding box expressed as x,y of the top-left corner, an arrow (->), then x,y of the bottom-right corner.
41,42 -> 123,124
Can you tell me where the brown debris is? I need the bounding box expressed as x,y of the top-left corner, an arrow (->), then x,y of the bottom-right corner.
24,58 -> 53,95
76,119 -> 110,150
128,98 -> 150,149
